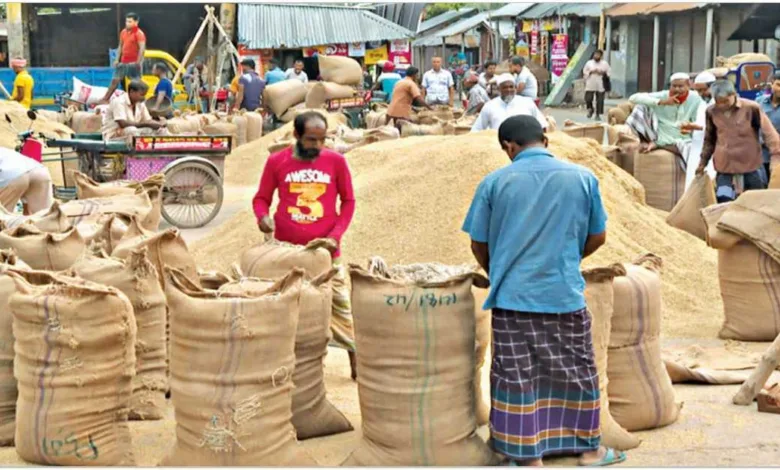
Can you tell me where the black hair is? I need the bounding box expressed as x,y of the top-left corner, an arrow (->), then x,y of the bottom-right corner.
269,58 -> 279,67
498,115 -> 545,147
294,59 -> 304,65
592,49 -> 604,59
406,66 -> 419,78
241,58 -> 256,69
294,111 -> 328,136
127,79 -> 148,94
126,12 -> 139,22
485,60 -> 498,68
153,62 -> 167,73
774,70 -> 780,82
511,56 -> 525,66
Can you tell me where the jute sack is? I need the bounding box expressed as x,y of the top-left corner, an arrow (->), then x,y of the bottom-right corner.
583,265 -> 641,451
614,131 -> 640,176
226,113 -> 249,147
59,190 -> 154,230
9,270 -> 136,465
72,249 -> 167,419
165,117 -> 201,134
203,121 -> 239,149
79,213 -> 128,254
400,122 -> 445,138
72,171 -> 165,199
608,107 -> 628,125
563,123 -> 609,144
700,203 -> 741,250
245,111 -> 265,142
317,55 -> 362,86
161,268 -> 317,466
666,174 -> 716,240
198,269 -> 234,290
0,225 -> 85,270
633,149 -> 685,211
416,106 -> 454,125
240,238 -> 333,279
69,111 -> 103,134
111,216 -> 199,288
608,255 -> 681,432
471,288 -> 493,427
305,82 -> 356,109
343,260 -> 496,466
365,110 -> 387,129
218,268 -> 354,440
0,201 -> 71,232
0,251 -> 28,446
264,80 -> 308,117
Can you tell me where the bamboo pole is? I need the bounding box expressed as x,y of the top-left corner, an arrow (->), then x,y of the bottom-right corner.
598,5 -> 606,50
172,6 -> 212,85
733,333 -> 780,406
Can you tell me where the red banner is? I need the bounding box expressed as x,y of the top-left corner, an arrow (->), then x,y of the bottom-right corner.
388,40 -> 411,67
550,34 -> 569,78
530,31 -> 539,56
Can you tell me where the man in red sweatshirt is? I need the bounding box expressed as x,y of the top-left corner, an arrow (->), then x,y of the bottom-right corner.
253,111 -> 357,379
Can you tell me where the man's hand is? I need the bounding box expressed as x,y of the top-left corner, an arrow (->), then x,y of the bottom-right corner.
258,215 -> 274,233
658,95 -> 680,106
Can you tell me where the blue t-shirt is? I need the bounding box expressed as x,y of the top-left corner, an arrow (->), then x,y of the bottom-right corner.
265,67 -> 286,86
462,147 -> 608,314
238,71 -> 265,111
758,94 -> 780,164
154,78 -> 173,99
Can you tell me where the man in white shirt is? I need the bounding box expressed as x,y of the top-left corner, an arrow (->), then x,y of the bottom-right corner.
511,56 -> 538,99
102,80 -> 168,142
285,60 -> 309,83
471,74 -> 548,132
681,71 -> 717,189
421,57 -> 455,106
0,147 -> 53,214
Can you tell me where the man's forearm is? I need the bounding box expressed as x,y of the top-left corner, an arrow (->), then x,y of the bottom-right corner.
470,241 -> 490,274
137,43 -> 146,64
583,232 -> 606,259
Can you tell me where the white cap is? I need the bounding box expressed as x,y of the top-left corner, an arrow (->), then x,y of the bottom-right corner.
495,73 -> 515,86
670,72 -> 690,83
694,71 -> 717,85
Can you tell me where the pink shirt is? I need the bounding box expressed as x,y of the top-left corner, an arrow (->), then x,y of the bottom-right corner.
253,147 -> 355,258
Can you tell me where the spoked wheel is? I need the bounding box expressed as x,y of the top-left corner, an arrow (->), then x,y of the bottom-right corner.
161,162 -> 223,229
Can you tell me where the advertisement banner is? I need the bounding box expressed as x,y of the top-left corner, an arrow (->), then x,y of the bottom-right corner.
550,34 -> 569,81
530,31 -> 539,56
365,44 -> 389,65
515,31 -> 530,59
349,42 -> 366,57
388,40 -> 411,67
303,44 -> 348,57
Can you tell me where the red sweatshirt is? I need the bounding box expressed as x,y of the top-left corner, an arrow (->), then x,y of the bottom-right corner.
252,147 -> 356,258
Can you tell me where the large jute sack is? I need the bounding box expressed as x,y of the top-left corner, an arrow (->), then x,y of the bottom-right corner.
245,111 -> 265,142
0,225 -> 85,270
415,106 -> 454,125
111,217 -> 198,288
343,261 -> 496,466
633,149 -> 684,211
226,113 -> 248,147
264,80 -> 308,117
9,270 -> 136,465
218,268 -> 353,440
241,238 -> 333,279
72,173 -> 164,230
0,201 -> 72,232
617,102 -> 634,115
317,55 -> 362,86
78,213 -> 128,254
614,130 -> 640,176
583,265 -> 641,451
717,53 -> 772,69
362,126 -> 400,145
365,110 -> 387,129
72,249 -> 167,420
202,121 -> 239,149
608,107 -> 628,125
305,82 -> 356,109
608,255 -> 681,432
471,288 -> 492,427
161,268 -> 317,466
165,117 -> 201,134
563,123 -> 608,144
400,122 -> 444,137
69,111 -> 103,134
0,251 -> 28,446
701,202 -> 742,249
59,190 -> 155,230
666,174 -> 716,240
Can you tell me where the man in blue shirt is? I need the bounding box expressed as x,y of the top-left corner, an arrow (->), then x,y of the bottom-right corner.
151,62 -> 174,117
264,58 -> 286,86
757,72 -> 780,181
372,61 -> 402,102
233,58 -> 265,112
462,115 -> 624,467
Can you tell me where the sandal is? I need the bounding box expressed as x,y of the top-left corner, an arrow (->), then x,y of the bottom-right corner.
580,448 -> 626,467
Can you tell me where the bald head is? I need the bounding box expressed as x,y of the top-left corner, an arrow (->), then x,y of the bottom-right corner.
432,57 -> 442,72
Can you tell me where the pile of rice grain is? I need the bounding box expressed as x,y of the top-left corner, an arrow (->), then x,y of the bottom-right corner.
193,131 -> 722,338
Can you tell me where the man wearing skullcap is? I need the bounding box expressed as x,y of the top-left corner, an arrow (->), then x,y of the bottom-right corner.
10,58 -> 33,110
627,72 -> 702,158
471,74 -> 547,132
680,71 -> 718,189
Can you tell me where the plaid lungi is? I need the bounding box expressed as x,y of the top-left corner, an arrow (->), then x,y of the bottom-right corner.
490,308 -> 600,460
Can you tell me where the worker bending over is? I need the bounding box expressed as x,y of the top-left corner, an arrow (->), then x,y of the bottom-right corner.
0,147 -> 52,214
253,111 -> 358,380
386,67 -> 431,131
102,80 -> 168,142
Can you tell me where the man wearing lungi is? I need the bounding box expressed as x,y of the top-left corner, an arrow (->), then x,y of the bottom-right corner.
462,115 -> 626,467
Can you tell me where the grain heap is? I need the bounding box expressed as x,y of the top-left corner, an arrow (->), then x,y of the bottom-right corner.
193,131 -> 722,338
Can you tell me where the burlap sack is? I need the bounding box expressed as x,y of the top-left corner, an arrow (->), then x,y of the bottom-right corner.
264,80 -> 308,117
617,102 -> 635,115
400,122 -> 445,137
72,249 -> 167,419
615,131 -> 640,176
317,55 -> 362,86
198,269 -> 234,290
79,213 -> 128,254
59,190 -> 155,230
9,270 -> 136,465
701,202 -> 741,249
718,240 -> 780,341
608,107 -> 628,125
161,268 -> 317,466
203,121 -> 239,149
362,126 -> 400,144
245,111 -> 265,142
166,117 -> 201,134
666,174 -> 716,240
633,149 -> 684,211
0,201 -> 72,232
72,171 -> 164,199
0,251 -> 28,445
416,106 -> 454,125
0,225 -> 85,270
227,113 -> 248,147
608,255 -> 681,432
305,82 -> 356,109
343,261 -> 496,466
111,217 -> 198,288
366,110 -> 387,129
583,265 -> 641,451
69,111 -> 103,134
563,123 -> 609,144
471,288 -> 492,427
718,52 -> 772,69
240,238 -> 333,279
218,269 -> 353,440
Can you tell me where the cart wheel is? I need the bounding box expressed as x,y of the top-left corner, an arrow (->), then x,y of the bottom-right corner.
161,162 -> 223,229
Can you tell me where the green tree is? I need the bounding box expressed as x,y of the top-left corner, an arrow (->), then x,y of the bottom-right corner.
424,3 -> 465,19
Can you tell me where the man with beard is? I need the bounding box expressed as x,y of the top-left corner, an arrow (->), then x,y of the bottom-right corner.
680,71 -> 717,189
471,74 -> 547,132
253,111 -> 358,379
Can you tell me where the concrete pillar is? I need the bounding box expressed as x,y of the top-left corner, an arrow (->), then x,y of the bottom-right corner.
442,37 -> 446,59
605,16 -> 613,56
461,33 -> 466,53
652,15 -> 660,91
7,3 -> 31,62
704,8 -> 714,69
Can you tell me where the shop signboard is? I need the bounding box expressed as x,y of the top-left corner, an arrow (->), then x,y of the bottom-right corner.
349,42 -> 366,57
388,40 -> 411,66
550,34 -> 569,82
365,43 -> 389,65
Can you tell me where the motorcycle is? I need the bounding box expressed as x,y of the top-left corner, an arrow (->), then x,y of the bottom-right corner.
5,110 -> 44,163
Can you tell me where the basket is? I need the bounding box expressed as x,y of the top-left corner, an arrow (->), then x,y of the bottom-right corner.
145,96 -> 173,118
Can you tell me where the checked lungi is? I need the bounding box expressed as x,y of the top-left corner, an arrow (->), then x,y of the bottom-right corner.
490,308 -> 601,461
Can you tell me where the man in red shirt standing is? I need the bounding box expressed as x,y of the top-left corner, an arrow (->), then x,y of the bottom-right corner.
253,111 -> 358,379
101,12 -> 146,104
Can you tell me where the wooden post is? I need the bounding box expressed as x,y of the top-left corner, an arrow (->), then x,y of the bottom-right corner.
733,333 -> 780,406
704,8 -> 714,69
207,5 -> 215,113
598,6 -> 606,50
652,15 -> 660,91
172,6 -> 211,85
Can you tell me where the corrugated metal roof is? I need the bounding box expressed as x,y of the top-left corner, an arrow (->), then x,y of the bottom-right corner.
417,8 -> 476,34
237,3 -> 414,49
491,3 -> 535,18
374,3 -> 425,32
728,3 -> 780,40
412,12 -> 490,47
606,2 -> 709,16
519,2 -> 610,19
